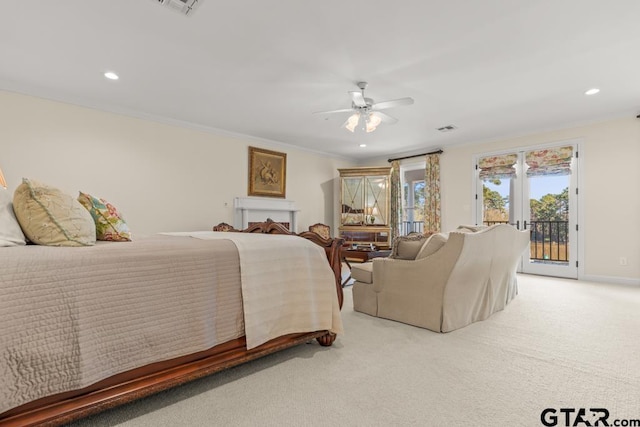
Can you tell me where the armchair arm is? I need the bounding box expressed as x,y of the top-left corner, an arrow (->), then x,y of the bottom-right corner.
372,247 -> 458,297
370,234 -> 465,332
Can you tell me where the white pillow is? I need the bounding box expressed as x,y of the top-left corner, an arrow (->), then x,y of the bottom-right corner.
0,189 -> 27,246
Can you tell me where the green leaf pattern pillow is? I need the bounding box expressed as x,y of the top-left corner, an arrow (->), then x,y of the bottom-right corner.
78,192 -> 132,241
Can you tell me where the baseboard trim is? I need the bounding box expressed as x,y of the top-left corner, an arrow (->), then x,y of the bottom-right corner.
580,274 -> 640,286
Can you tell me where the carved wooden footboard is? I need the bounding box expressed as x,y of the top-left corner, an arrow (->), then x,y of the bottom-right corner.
0,220 -> 344,427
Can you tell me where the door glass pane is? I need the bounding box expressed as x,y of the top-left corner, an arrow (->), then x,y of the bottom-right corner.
482,178 -> 511,225
528,175 -> 570,264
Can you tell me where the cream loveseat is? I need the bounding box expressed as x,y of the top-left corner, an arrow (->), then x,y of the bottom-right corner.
351,224 -> 529,332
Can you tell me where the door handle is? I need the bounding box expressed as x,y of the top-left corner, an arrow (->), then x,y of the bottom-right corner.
523,220 -> 528,230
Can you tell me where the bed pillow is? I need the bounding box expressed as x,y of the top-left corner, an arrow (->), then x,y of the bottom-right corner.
13,178 -> 96,247
390,233 -> 430,260
415,233 -> 448,260
0,189 -> 27,246
78,191 -> 131,241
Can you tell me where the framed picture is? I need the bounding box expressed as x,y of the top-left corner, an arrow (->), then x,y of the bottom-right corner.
248,146 -> 287,198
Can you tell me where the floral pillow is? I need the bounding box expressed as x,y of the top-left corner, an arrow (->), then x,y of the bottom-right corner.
77,192 -> 132,241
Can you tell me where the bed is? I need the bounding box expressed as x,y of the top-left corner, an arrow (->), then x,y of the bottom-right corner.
0,220 -> 344,426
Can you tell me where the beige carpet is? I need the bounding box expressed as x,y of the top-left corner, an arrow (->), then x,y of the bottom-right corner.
71,275 -> 640,427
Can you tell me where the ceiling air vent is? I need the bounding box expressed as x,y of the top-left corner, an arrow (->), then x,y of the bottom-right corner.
437,125 -> 457,132
154,0 -> 201,16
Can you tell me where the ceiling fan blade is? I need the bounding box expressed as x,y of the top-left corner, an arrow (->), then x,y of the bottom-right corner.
313,108 -> 354,115
371,97 -> 414,110
349,91 -> 367,107
372,111 -> 398,124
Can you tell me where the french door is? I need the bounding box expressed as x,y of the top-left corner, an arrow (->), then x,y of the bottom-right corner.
475,143 -> 579,278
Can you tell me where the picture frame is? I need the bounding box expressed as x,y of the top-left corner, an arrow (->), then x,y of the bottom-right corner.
248,146 -> 287,198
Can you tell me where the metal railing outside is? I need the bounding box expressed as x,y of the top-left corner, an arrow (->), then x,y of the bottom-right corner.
528,220 -> 569,262
400,221 -> 424,235
483,220 -> 509,226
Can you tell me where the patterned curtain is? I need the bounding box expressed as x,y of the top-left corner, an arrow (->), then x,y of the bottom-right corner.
478,153 -> 518,180
526,146 -> 573,177
423,153 -> 441,233
389,160 -> 401,240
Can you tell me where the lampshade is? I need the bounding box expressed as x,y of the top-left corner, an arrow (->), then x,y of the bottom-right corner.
344,113 -> 360,133
343,112 -> 382,133
0,166 -> 6,189
366,113 -> 382,133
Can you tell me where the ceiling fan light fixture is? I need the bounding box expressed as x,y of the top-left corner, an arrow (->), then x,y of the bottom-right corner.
344,113 -> 360,132
366,113 -> 382,133
318,82 -> 413,133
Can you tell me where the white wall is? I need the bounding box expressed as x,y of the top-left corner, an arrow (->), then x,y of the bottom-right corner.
362,117 -> 640,283
0,90 -> 354,235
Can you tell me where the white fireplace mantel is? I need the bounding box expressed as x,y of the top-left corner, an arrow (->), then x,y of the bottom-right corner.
234,197 -> 300,231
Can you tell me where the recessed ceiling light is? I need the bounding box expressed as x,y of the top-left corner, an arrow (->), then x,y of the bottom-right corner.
104,71 -> 119,80
359,144 -> 367,148
584,88 -> 600,95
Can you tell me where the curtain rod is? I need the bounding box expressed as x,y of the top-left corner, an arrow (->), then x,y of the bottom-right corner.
387,149 -> 443,163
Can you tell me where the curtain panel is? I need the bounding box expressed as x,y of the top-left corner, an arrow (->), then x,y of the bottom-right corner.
389,160 -> 401,240
525,146 -> 573,177
423,154 -> 441,233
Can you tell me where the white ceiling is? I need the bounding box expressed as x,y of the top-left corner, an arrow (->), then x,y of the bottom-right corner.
1,1 -> 639,160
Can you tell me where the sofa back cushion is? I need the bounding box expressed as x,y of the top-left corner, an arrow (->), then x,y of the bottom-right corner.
456,224 -> 488,233
415,233 -> 448,259
390,233 -> 429,260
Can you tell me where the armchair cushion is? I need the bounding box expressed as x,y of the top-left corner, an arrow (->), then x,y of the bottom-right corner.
415,233 -> 448,259
351,262 -> 373,284
390,233 -> 429,260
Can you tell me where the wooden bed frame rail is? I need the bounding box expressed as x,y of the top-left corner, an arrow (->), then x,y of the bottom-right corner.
0,220 -> 344,427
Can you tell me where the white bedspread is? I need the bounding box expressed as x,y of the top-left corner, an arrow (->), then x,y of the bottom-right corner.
163,232 -> 344,349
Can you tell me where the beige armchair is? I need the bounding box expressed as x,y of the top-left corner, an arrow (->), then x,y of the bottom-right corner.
351,224 -> 529,332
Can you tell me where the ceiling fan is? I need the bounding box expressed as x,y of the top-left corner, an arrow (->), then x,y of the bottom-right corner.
314,82 -> 414,133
